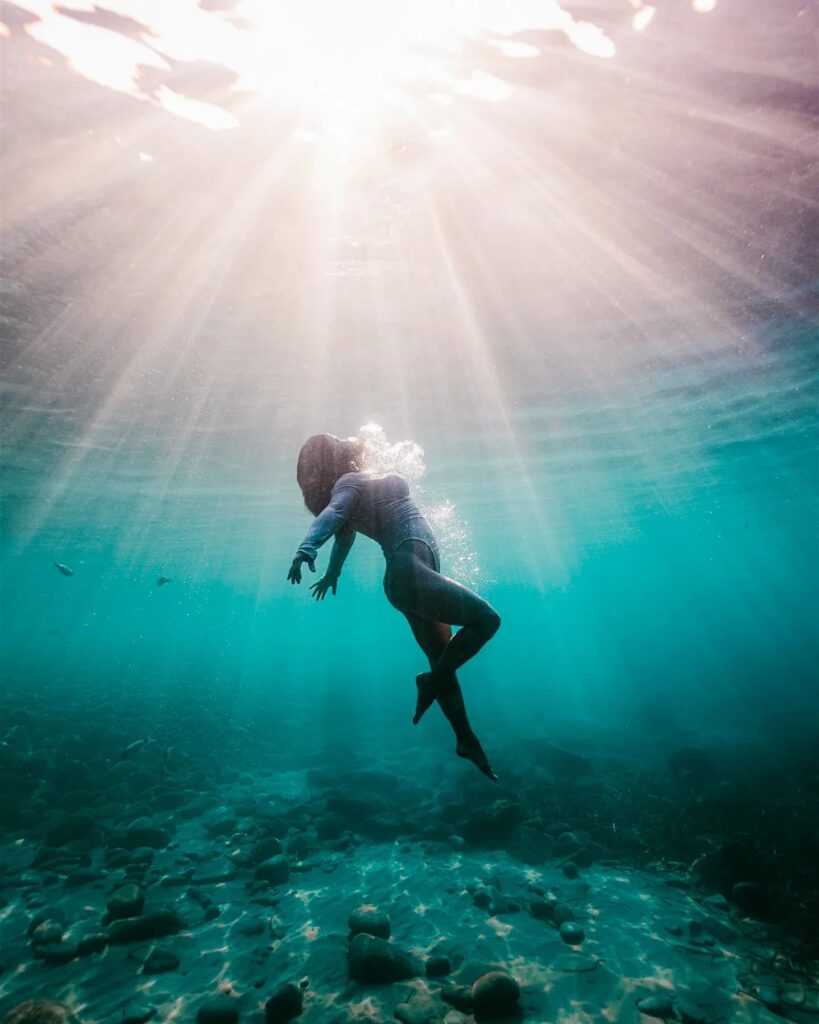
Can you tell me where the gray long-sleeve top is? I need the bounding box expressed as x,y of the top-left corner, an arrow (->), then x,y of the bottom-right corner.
296,472 -> 438,580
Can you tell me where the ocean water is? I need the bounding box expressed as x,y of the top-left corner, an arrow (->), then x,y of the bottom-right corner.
1,1 -> 818,1022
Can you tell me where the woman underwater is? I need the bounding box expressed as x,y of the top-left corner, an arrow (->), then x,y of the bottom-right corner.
287,433 -> 501,780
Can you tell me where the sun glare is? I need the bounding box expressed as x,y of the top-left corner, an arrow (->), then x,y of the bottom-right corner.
8,0 -> 625,135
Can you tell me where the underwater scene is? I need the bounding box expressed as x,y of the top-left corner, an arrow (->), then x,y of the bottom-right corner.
1,2 -> 817,1024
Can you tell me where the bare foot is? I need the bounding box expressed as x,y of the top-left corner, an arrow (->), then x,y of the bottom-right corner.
413,673 -> 438,725
456,734 -> 499,781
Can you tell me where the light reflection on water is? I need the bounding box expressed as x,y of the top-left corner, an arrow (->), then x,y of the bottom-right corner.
6,0 -> 715,132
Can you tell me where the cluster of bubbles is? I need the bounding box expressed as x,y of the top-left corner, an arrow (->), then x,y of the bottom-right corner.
353,422 -> 482,586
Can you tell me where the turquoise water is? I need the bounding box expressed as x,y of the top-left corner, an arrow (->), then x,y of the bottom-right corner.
2,322 -> 816,737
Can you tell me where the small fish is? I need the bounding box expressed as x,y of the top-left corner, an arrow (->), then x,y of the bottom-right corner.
120,737 -> 149,761
156,576 -> 172,587
54,562 -> 74,577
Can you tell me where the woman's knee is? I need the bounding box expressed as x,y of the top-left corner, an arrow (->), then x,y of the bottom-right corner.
480,606 -> 501,638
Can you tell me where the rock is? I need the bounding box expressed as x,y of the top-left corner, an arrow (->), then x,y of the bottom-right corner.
45,814 -> 98,847
108,908 -> 183,943
394,993 -> 439,1024
703,894 -> 730,912
124,818 -> 172,850
2,1001 -> 76,1024
347,933 -> 419,983
264,981 -> 303,1024
40,941 -> 79,965
142,948 -> 180,974
254,855 -> 290,886
472,887 -> 491,910
636,994 -> 676,1019
441,988 -> 474,1012
121,1001 -> 157,1024
426,955 -> 451,977
30,918 -> 64,944
461,800 -> 526,843
443,1015 -> 465,1024
529,896 -> 555,920
76,931 -> 108,956
196,997 -> 240,1024
315,811 -> 347,840
730,881 -> 768,915
203,808 -> 238,838
690,840 -> 757,893
192,857 -> 237,885
559,921 -> 585,946
552,902 -> 575,926
553,832 -> 583,858
255,837 -> 285,862
562,862 -> 579,879
756,987 -> 780,1010
471,972 -> 520,1019
107,884 -> 145,920
348,906 -> 391,940
64,869 -> 100,887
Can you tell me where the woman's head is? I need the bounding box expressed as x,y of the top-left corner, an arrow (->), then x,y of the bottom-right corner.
297,433 -> 361,515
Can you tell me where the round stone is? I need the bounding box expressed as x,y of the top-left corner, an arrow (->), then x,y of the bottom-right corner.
471,971 -> 520,1019
348,905 -> 391,940
264,981 -> 303,1024
636,994 -> 676,1019
559,921 -> 585,946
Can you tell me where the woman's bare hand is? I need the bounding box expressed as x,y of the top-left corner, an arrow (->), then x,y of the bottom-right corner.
310,576 -> 337,600
287,553 -> 316,584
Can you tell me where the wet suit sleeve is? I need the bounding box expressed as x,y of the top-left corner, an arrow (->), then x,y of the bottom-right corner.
325,523 -> 356,583
296,476 -> 360,562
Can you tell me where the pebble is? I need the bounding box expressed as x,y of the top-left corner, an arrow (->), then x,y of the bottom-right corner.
3,1001 -> 75,1024
730,880 -> 767,915
264,981 -> 304,1024
121,1002 -> 157,1024
142,948 -> 180,974
347,933 -> 419,982
471,971 -> 520,1019
192,856 -> 237,885
529,896 -> 555,920
108,907 -> 183,943
553,902 -> 576,926
395,994 -> 439,1024
348,905 -> 391,940
426,954 -> 452,977
636,993 -> 676,1019
254,855 -> 290,886
107,883 -> 145,919
559,921 -> 585,946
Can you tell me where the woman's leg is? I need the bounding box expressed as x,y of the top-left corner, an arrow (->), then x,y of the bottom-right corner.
404,614 -> 468,733
404,613 -> 497,780
388,544 -> 501,679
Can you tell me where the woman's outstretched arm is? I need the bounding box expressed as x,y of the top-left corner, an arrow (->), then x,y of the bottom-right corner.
287,476 -> 360,585
311,524 -> 356,599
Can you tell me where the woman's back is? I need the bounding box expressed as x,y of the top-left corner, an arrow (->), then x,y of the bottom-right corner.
333,471 -> 436,560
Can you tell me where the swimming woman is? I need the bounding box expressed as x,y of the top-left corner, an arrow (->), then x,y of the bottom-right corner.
287,433 -> 501,780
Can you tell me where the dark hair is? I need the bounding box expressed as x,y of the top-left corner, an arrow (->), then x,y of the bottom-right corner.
297,434 -> 361,516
